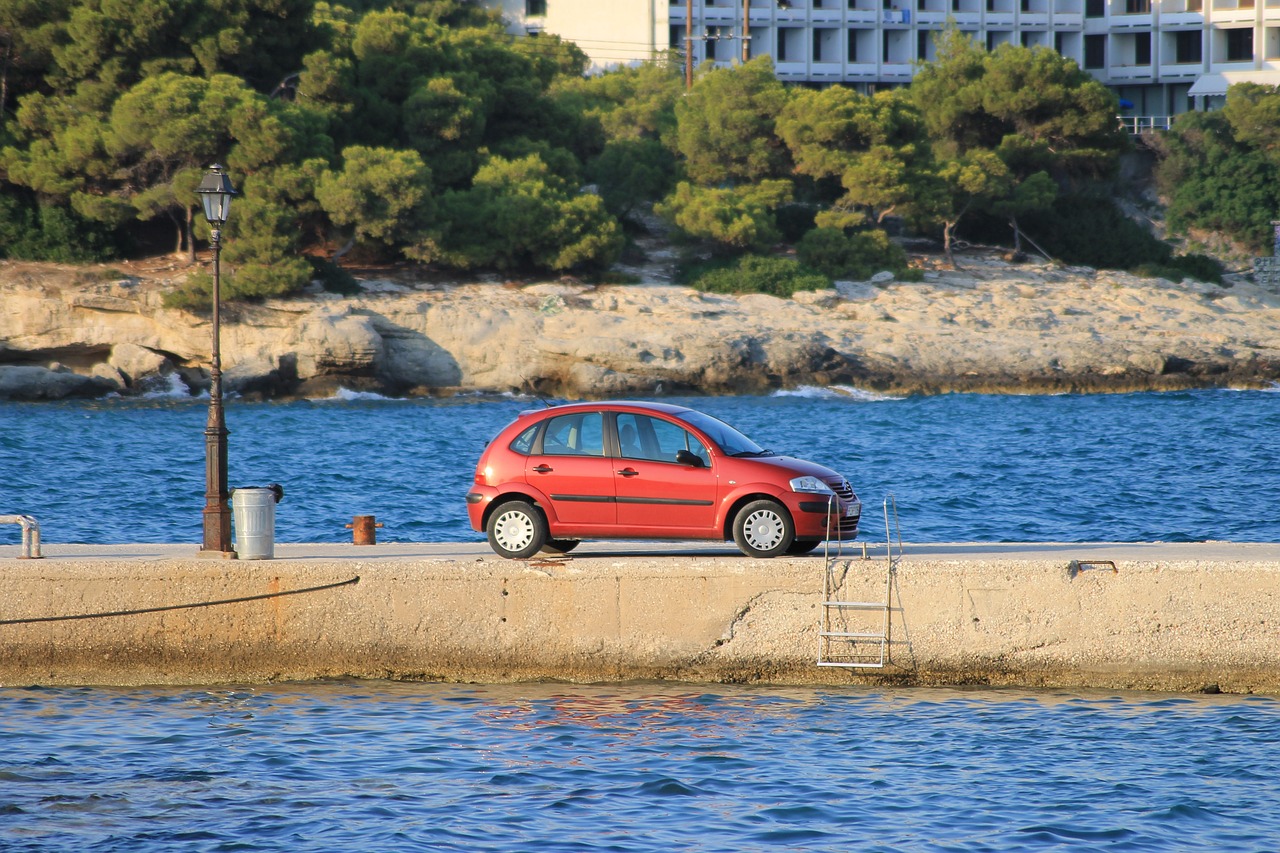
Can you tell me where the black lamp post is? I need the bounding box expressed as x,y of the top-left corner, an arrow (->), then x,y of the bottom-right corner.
196,164 -> 238,558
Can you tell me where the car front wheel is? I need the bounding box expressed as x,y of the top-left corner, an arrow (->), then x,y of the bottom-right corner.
732,499 -> 794,558
486,501 -> 547,559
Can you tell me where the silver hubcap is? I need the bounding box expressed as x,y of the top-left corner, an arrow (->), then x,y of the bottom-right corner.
743,509 -> 785,551
493,510 -> 534,552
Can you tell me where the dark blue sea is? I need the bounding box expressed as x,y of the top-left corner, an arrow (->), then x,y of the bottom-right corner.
3,387 -> 1279,852
2,385 -> 1278,545
2,682 -> 1279,852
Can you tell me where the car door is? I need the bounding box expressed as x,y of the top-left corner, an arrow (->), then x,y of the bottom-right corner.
612,412 -> 718,533
526,410 -> 616,529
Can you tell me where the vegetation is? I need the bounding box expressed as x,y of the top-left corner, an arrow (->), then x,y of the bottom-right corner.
1153,84 -> 1280,256
0,4 -> 1233,301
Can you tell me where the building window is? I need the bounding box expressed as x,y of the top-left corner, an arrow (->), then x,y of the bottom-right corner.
1135,32 -> 1152,63
1125,0 -> 1151,11
1175,29 -> 1202,63
1085,0 -> 1105,16
778,27 -> 802,61
849,29 -> 859,60
1084,33 -> 1106,67
526,0 -> 547,15
1226,27 -> 1253,61
1186,0 -> 1202,9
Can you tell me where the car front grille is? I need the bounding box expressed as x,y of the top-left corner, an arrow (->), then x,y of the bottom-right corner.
825,477 -> 855,502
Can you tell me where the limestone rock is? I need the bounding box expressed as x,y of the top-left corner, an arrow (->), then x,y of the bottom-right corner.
0,365 -> 115,401
108,343 -> 171,385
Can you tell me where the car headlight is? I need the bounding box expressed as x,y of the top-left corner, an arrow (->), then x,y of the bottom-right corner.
790,476 -> 835,495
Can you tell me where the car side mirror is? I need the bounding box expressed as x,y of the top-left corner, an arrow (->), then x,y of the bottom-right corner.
676,449 -> 705,468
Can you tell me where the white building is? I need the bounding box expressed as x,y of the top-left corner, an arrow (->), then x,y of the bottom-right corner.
485,0 -> 672,70
485,0 -> 1280,115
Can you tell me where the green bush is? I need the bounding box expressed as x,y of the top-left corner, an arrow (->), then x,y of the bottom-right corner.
308,257 -> 361,295
0,193 -> 120,263
1020,196 -> 1173,270
796,227 -> 908,280
1134,253 -> 1224,285
685,254 -> 829,297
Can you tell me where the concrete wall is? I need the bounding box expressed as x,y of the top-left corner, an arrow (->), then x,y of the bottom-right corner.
3,544 -> 1277,694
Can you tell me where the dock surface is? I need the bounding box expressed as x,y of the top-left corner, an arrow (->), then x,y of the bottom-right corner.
3,541 -> 1277,693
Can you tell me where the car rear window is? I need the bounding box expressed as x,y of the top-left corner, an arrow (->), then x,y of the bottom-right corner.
540,412 -> 605,456
509,423 -> 539,455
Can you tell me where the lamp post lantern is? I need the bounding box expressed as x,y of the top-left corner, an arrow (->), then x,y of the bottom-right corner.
196,164 -> 238,558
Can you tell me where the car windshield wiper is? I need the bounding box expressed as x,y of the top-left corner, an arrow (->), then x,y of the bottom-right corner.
731,449 -> 774,458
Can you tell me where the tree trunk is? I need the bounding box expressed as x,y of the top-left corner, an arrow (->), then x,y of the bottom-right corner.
0,32 -> 11,124
332,236 -> 356,263
943,220 -> 957,268
1010,216 -> 1023,253
187,205 -> 197,264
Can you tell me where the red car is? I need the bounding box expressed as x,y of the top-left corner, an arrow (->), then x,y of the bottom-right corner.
466,401 -> 861,558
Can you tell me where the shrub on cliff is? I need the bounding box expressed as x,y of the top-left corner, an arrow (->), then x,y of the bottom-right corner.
796,227 -> 909,280
683,255 -> 829,298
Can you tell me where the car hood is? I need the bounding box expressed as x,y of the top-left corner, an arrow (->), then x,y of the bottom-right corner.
737,454 -> 844,482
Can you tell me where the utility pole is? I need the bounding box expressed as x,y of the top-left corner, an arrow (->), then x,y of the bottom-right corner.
685,0 -> 693,90
743,0 -> 750,62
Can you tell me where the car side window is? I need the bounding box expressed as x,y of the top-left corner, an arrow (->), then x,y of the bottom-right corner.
617,414 -> 709,465
540,412 -> 604,456
509,423 -> 539,455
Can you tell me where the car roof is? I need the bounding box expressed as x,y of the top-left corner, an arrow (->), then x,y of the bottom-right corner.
519,400 -> 696,418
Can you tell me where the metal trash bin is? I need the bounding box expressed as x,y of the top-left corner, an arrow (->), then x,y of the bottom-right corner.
231,484 -> 284,560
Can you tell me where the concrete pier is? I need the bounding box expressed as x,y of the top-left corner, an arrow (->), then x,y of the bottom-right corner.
2,541 -> 1277,694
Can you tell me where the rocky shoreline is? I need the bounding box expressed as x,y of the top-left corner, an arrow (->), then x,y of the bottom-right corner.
3,254 -> 1279,401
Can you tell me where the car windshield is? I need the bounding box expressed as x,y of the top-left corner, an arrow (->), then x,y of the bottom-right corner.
676,410 -> 772,457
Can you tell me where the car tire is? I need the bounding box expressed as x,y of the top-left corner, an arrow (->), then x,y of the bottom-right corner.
486,501 -> 547,559
785,539 -> 822,556
732,499 -> 794,558
541,539 -> 580,555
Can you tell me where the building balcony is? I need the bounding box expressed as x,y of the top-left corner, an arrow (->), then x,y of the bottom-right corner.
1159,62 -> 1206,77
987,11 -> 1017,25
1160,11 -> 1208,24
1019,11 -> 1052,25
810,60 -> 846,78
1109,12 -> 1154,26
1052,11 -> 1085,25
844,61 -> 881,78
775,60 -> 811,79
1107,62 -> 1157,78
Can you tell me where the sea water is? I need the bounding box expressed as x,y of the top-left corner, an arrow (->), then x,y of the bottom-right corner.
3,388 -> 1279,851
1,387 -> 1277,545
2,681 -> 1278,852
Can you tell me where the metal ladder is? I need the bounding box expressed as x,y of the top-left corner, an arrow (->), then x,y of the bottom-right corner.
818,495 -> 901,669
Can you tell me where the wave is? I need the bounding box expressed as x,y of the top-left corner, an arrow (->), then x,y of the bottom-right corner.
771,384 -> 903,402
138,373 -> 191,400
310,387 -> 400,402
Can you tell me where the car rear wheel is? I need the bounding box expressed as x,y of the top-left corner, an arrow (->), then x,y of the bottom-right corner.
541,539 -> 580,555
732,499 -> 794,558
785,539 -> 822,556
486,501 -> 547,559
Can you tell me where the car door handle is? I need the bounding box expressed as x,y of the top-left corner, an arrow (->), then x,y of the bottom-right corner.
532,465 -> 553,473
616,468 -> 639,477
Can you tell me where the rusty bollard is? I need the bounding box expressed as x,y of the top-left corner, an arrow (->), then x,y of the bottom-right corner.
346,514 -> 384,545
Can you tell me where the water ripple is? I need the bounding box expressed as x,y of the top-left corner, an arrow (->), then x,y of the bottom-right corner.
3,389 -> 1279,545
8,682 -> 1275,852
